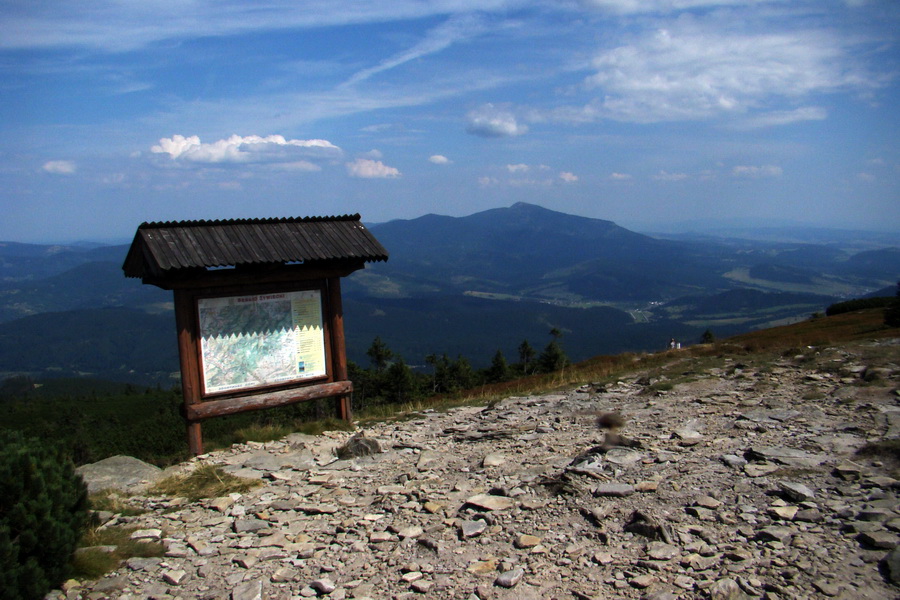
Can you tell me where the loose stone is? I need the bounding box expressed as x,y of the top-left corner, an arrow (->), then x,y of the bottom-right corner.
460,520 -> 488,538
130,528 -> 163,541
465,493 -> 514,511
231,579 -> 263,600
515,534 -> 542,548
647,541 -> 679,560
495,568 -> 525,588
162,569 -> 187,585
777,481 -> 815,502
311,578 -> 337,594
594,483 -> 635,497
857,530 -> 899,549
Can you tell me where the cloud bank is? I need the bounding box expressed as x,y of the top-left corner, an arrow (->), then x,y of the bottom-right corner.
466,104 -> 528,138
346,158 -> 401,178
151,134 -> 342,165
42,160 -> 76,174
583,27 -> 873,124
732,165 -> 783,178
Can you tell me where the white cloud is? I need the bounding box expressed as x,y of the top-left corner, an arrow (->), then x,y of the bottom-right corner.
466,104 -> 528,138
343,13 -> 488,87
857,172 -> 876,182
100,173 -> 126,185
653,170 -> 688,181
732,165 -> 783,178
737,106 -> 828,129
2,2 -> 514,52
508,178 -> 553,187
559,171 -> 579,183
42,160 -> 76,174
507,163 -> 530,173
346,158 -> 401,178
151,134 -> 341,165
361,123 -> 396,133
273,161 -> 322,172
478,176 -> 500,186
429,155 -> 451,164
609,172 -> 632,180
581,26 -> 881,124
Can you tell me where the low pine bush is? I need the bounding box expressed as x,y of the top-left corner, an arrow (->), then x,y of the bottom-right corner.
0,431 -> 90,600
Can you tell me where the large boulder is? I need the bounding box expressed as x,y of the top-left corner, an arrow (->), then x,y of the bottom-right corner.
76,455 -> 164,493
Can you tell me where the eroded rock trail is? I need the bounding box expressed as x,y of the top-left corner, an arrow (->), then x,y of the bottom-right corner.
70,340 -> 900,600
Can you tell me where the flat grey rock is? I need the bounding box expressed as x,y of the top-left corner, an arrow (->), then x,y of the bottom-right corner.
745,446 -> 828,467
231,579 -> 262,600
459,519 -> 488,538
594,483 -> 635,497
882,546 -> 900,585
495,567 -> 525,588
604,448 -> 643,466
777,480 -> 815,502
464,493 -> 514,511
240,450 -> 315,472
76,455 -> 163,493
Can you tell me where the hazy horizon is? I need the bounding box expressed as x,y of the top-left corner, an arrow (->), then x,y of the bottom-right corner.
3,202 -> 899,248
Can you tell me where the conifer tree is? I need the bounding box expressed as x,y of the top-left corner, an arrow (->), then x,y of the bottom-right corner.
426,353 -> 453,393
0,431 -> 89,600
450,355 -> 475,390
518,339 -> 536,374
537,340 -> 568,373
486,349 -> 510,383
537,328 -> 568,373
366,337 -> 394,371
385,357 -> 416,403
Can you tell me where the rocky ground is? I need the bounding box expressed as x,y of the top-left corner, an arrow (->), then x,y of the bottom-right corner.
65,338 -> 900,600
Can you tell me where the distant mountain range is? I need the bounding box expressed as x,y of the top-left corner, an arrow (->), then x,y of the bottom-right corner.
1,202 -> 897,384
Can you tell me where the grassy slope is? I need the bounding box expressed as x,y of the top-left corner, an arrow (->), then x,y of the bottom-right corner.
405,308 -> 897,415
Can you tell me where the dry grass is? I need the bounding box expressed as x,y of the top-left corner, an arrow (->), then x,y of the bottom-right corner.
149,464 -> 261,502
71,526 -> 165,580
88,490 -> 146,517
723,309 -> 892,353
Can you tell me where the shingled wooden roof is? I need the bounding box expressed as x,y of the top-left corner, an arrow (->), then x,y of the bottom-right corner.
123,214 -> 388,281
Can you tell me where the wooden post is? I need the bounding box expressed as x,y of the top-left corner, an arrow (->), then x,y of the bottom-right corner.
327,277 -> 352,421
174,290 -> 204,455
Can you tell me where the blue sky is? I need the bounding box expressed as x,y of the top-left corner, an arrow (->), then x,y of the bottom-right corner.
2,0 -> 898,243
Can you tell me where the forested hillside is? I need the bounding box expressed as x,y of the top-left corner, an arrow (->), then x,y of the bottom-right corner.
0,203 -> 897,384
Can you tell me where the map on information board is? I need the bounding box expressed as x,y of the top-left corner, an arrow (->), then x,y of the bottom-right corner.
198,290 -> 326,394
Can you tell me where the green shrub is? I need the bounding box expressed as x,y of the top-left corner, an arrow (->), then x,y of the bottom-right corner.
0,431 -> 89,600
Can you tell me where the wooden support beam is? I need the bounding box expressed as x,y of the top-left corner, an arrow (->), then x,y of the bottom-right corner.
185,380 -> 353,421
174,289 -> 204,455
327,277 -> 352,421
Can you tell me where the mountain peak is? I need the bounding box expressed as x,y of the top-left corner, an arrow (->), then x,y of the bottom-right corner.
509,201 -> 543,211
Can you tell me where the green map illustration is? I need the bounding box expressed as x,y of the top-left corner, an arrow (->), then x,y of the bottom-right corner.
198,291 -> 325,394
